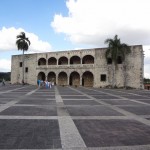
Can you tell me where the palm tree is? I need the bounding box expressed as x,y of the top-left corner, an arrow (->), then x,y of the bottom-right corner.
16,32 -> 30,84
105,35 -> 131,88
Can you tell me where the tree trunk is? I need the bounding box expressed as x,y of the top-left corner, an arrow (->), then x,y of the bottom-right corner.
123,58 -> 127,89
22,50 -> 24,85
112,62 -> 116,88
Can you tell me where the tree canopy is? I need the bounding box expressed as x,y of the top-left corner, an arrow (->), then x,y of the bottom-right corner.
16,32 -> 30,51
105,35 -> 130,65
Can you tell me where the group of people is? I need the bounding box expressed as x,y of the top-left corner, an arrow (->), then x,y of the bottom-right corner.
37,79 -> 54,89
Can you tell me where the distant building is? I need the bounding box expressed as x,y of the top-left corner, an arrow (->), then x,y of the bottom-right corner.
144,84 -> 150,90
11,45 -> 144,89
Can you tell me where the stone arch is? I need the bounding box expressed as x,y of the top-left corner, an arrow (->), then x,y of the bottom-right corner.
82,55 -> 94,64
47,72 -> 56,84
38,58 -> 46,65
70,56 -> 81,64
48,57 -> 57,65
58,56 -> 68,65
58,72 -> 68,85
82,71 -> 94,87
37,72 -> 46,81
69,71 -> 80,86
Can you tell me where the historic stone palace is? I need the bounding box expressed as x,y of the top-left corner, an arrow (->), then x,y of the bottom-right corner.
11,45 -> 144,89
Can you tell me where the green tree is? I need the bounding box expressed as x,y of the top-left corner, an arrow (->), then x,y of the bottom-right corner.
16,32 -> 30,84
105,35 -> 131,88
144,78 -> 150,84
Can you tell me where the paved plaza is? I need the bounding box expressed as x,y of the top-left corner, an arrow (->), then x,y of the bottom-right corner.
0,84 -> 150,150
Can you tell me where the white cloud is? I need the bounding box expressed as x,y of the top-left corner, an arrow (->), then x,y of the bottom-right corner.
51,0 -> 150,78
0,27 -> 52,53
0,59 -> 11,72
51,0 -> 150,46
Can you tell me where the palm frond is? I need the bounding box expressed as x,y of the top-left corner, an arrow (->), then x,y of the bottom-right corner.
104,34 -> 131,64
105,48 -> 111,58
16,32 -> 30,51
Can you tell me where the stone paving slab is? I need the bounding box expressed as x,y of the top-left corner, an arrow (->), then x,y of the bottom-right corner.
17,99 -> 56,105
100,99 -> 146,105
0,119 -> 61,149
0,85 -> 150,149
31,94 -> 55,97
59,93 -> 83,95
0,98 -> 14,104
20,97 -> 56,101
63,100 -> 101,105
1,93 -> 27,97
0,95 -> 19,98
61,96 -> 91,99
73,119 -> 150,147
137,100 -> 150,104
0,85 -> 24,92
92,95 -> 121,99
6,91 -> 29,94
120,95 -> 150,99
0,106 -> 57,116
119,106 -> 150,115
66,106 -> 124,116
29,95 -> 55,98
88,94 -> 108,96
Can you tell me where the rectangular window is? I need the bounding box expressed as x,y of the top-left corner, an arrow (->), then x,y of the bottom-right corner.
25,67 -> 28,73
101,74 -> 106,81
20,62 -> 22,67
117,56 -> 122,64
107,58 -> 112,64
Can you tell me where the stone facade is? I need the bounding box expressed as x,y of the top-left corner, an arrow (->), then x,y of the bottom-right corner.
11,45 -> 144,89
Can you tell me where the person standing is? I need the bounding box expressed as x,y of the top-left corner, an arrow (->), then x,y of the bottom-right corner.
2,78 -> 5,86
45,80 -> 48,89
49,82 -> 52,88
37,79 -> 41,87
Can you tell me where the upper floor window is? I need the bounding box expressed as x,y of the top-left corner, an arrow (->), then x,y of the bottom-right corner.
20,62 -> 22,67
25,67 -> 28,73
117,56 -> 122,64
58,56 -> 68,65
38,58 -> 46,66
107,58 -> 112,64
82,55 -> 94,64
48,57 -> 57,65
70,56 -> 81,64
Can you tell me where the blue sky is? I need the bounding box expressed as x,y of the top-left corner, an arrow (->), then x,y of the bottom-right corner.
0,0 -> 72,50
0,0 -> 150,78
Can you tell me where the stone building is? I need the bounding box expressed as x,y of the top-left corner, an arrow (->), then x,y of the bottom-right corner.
11,45 -> 144,89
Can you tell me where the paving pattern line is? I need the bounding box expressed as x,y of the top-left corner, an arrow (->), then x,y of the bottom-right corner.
15,145 -> 149,150
25,88 -> 39,95
71,116 -> 132,120
62,144 -> 150,150
4,144 -> 150,150
85,87 -> 150,105
113,104 -> 150,107
0,85 -> 32,94
85,88 -> 150,106
0,115 -> 58,119
0,88 -> 39,113
139,115 -> 150,118
55,86 -> 63,103
55,86 -> 86,149
9,149 -> 62,150
69,87 -> 150,126
87,145 -> 150,150
13,104 -> 56,107
103,88 -> 150,99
